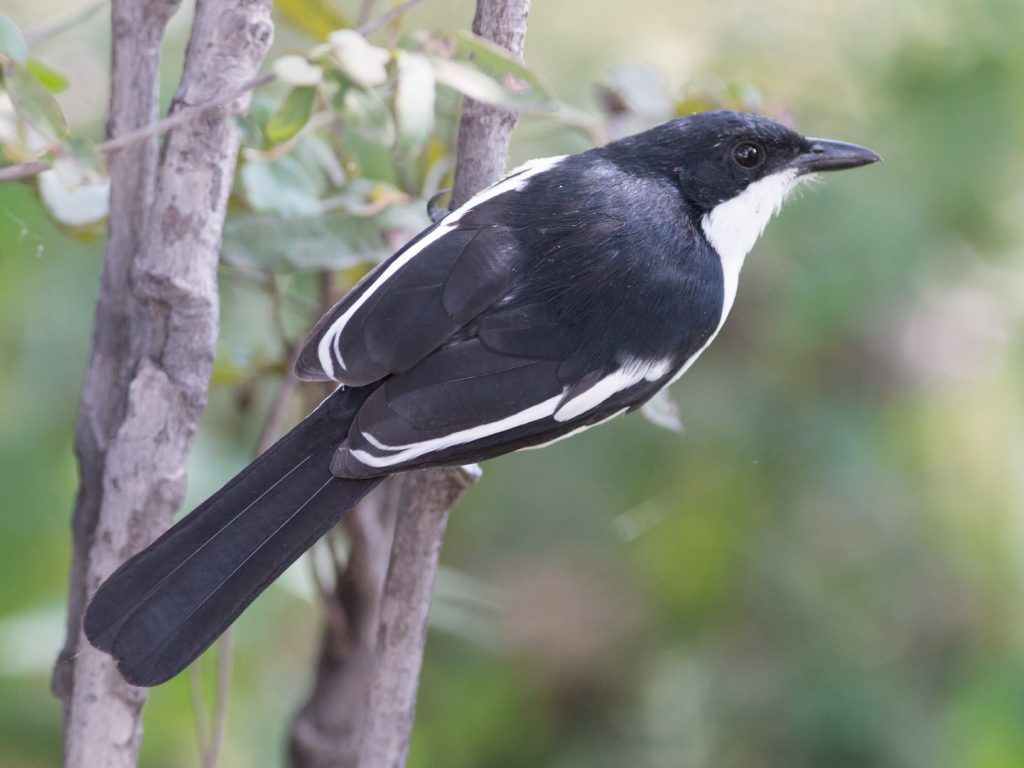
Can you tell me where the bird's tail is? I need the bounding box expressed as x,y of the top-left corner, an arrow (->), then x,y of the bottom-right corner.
84,387 -> 383,687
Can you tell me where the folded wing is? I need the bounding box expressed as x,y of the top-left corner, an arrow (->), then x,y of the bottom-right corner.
331,310 -> 676,478
295,157 -> 567,386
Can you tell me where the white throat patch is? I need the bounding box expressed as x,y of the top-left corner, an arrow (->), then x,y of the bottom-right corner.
701,169 -> 800,325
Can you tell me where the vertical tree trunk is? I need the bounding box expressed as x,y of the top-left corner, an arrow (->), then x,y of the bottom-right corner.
289,484 -> 402,768
54,1 -> 274,766
357,2 -> 533,766
288,3 -> 532,766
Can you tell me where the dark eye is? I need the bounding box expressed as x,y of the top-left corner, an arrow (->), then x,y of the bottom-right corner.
733,142 -> 764,169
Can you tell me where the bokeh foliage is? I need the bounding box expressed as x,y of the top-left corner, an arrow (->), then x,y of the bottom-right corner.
2,0 -> 1024,766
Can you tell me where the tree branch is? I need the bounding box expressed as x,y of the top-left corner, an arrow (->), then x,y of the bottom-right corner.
0,74 -> 275,184
358,0 -> 429,37
54,1 -> 274,766
289,482 -> 403,768
356,2 -> 531,766
0,0 -> 428,186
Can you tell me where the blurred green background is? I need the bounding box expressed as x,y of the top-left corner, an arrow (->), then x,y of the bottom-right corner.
3,0 -> 1024,765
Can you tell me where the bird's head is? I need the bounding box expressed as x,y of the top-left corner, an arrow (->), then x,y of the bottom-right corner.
661,110 -> 880,212
606,110 -> 881,262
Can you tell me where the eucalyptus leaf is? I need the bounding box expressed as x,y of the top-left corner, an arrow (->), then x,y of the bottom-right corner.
0,13 -> 28,64
5,61 -> 67,139
276,0 -> 351,39
394,51 -> 435,157
273,55 -> 322,87
431,58 -> 543,111
38,165 -> 110,227
328,30 -> 390,89
641,388 -> 685,433
449,29 -> 548,99
26,59 -> 69,93
241,156 -> 322,217
221,202 -> 429,273
341,86 -> 396,147
265,86 -> 316,143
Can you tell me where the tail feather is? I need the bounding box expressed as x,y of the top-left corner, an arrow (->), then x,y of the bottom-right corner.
84,387 -> 382,687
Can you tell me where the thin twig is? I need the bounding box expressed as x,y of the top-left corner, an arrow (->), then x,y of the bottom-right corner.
202,628 -> 234,768
254,276 -> 306,455
100,73 -> 275,156
3,0 -> 429,185
26,0 -> 108,45
188,663 -> 211,764
357,0 -> 378,27
357,0 -> 429,36
255,365 -> 300,455
0,160 -> 51,183
0,74 -> 275,184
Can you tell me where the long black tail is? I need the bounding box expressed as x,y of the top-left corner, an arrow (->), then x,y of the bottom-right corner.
84,387 -> 383,687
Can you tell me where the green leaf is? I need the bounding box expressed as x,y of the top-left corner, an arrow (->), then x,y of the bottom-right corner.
221,202 -> 430,273
0,13 -> 28,64
430,58 -> 544,111
641,388 -> 685,433
327,30 -> 391,88
37,160 -> 110,227
276,0 -> 351,40
26,59 -> 69,93
272,55 -> 322,86
339,86 -> 396,147
394,51 -> 435,158
4,61 -> 67,140
449,30 -> 548,100
240,156 -> 322,217
265,86 -> 316,144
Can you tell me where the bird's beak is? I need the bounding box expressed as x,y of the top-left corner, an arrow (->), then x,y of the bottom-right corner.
793,138 -> 882,174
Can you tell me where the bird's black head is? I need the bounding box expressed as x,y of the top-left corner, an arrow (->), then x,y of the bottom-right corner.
603,110 -> 881,215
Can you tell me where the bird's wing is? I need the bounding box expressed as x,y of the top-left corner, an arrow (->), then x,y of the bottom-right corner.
331,305 -> 676,477
295,157 -> 565,386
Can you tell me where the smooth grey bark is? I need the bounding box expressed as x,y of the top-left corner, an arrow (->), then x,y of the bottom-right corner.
289,482 -> 402,768
357,2 -> 532,766
287,2 -> 532,766
450,0 -> 532,207
54,1 -> 274,766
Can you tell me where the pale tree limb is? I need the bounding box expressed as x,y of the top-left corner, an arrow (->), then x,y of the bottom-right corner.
53,0 -> 180,759
356,466 -> 481,768
0,74 -> 275,184
289,482 -> 403,768
53,1 -> 274,766
357,2 -> 532,766
358,0 -> 429,37
286,2 -> 531,765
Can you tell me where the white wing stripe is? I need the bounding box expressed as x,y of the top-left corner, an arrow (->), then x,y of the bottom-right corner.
352,357 -> 671,469
350,393 -> 565,468
554,358 -> 672,423
316,155 -> 567,378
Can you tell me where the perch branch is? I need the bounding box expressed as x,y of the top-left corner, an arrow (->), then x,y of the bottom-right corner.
357,1 -> 531,766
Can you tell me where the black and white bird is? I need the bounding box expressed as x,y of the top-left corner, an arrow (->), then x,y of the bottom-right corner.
85,110 -> 880,686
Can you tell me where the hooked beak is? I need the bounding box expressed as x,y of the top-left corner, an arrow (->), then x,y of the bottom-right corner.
793,138 -> 882,174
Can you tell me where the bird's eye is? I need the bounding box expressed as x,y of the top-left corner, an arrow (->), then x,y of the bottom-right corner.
733,142 -> 764,169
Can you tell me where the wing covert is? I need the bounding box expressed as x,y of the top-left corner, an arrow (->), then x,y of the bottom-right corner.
294,155 -> 568,385
330,334 -> 676,478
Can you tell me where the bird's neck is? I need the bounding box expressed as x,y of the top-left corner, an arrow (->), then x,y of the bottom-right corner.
700,169 -> 800,322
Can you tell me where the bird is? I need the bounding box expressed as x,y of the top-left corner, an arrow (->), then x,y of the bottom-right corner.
84,110 -> 880,686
